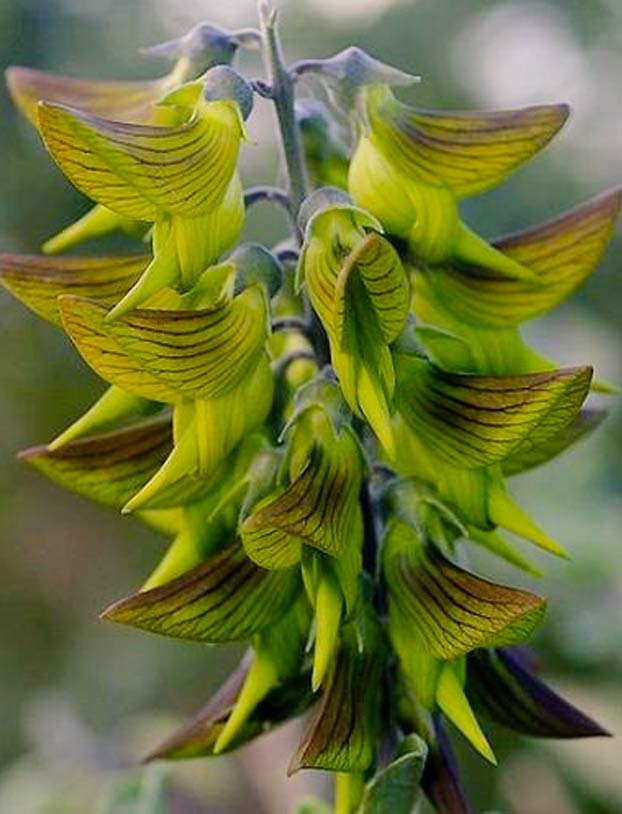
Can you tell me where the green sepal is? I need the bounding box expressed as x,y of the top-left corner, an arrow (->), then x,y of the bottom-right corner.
43,205 -> 150,255
106,175 -> 244,320
289,608 -> 386,774
141,435 -> 276,589
383,518 -> 546,661
49,386 -> 160,451
357,735 -> 427,814
101,541 -> 300,643
19,414 -> 173,512
394,352 -> 592,469
0,253 -> 148,325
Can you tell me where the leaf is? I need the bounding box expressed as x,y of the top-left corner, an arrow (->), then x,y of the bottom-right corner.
415,188 -> 622,328
241,428 -> 363,568
359,735 -> 428,814
59,287 -> 268,402
289,612 -> 386,774
0,253 -> 148,326
5,65 -> 172,129
502,407 -> 607,476
368,86 -> 569,196
103,766 -> 169,814
384,519 -> 545,660
19,415 -> 173,510
38,98 -> 242,220
466,648 -> 609,739
395,354 -> 592,469
101,541 -> 300,643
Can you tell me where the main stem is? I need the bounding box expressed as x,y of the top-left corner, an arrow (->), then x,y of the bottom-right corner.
259,4 -> 308,216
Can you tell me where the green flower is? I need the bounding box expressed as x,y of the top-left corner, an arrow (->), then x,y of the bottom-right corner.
297,189 -> 410,455
348,83 -> 568,279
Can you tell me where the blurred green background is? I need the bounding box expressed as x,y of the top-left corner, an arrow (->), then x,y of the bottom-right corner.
0,0 -> 620,812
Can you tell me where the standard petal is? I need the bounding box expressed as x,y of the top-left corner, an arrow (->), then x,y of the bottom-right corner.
467,648 -> 609,738
414,188 -> 622,329
19,415 -> 172,510
101,541 -> 300,643
0,253 -> 148,325
395,354 -> 592,469
6,66 -> 172,129
367,85 -> 569,197
38,98 -> 242,220
384,519 -> 545,660
289,612 -> 385,773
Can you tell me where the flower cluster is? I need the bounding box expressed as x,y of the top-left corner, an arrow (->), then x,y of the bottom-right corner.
2,10 -> 617,814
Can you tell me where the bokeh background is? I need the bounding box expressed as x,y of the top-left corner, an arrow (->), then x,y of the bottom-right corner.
0,0 -> 620,812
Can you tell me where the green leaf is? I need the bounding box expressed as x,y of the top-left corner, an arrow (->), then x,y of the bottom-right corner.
19,415 -> 173,510
384,519 -> 545,660
394,354 -> 592,469
5,65 -> 174,129
289,610 -> 386,774
101,541 -> 300,643
58,286 -> 268,403
38,95 -> 243,220
359,735 -> 427,814
365,85 -> 568,197
0,253 -> 148,326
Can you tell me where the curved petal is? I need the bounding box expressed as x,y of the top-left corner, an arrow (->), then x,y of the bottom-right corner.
467,648 -> 609,738
19,415 -> 172,510
101,541 -> 300,643
0,253 -> 148,326
38,98 -> 242,220
384,519 -> 545,660
414,188 -> 622,329
6,66 -> 172,129
367,85 -> 569,197
59,287 -> 268,402
395,354 -> 592,469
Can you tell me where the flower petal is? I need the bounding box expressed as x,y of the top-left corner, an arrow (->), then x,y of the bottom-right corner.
395,354 -> 592,469
289,611 -> 385,773
414,188 -> 622,329
0,253 -> 148,326
6,66 -> 171,129
467,648 -> 609,739
38,97 -> 242,220
101,541 -> 300,643
367,86 -> 569,197
384,519 -> 545,660
59,287 -> 267,402
241,427 -> 362,567
19,415 -> 172,510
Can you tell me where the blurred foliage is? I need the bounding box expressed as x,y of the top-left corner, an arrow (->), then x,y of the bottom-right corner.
0,1 -> 619,812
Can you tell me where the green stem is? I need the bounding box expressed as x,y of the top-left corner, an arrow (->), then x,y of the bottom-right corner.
259,3 -> 308,216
